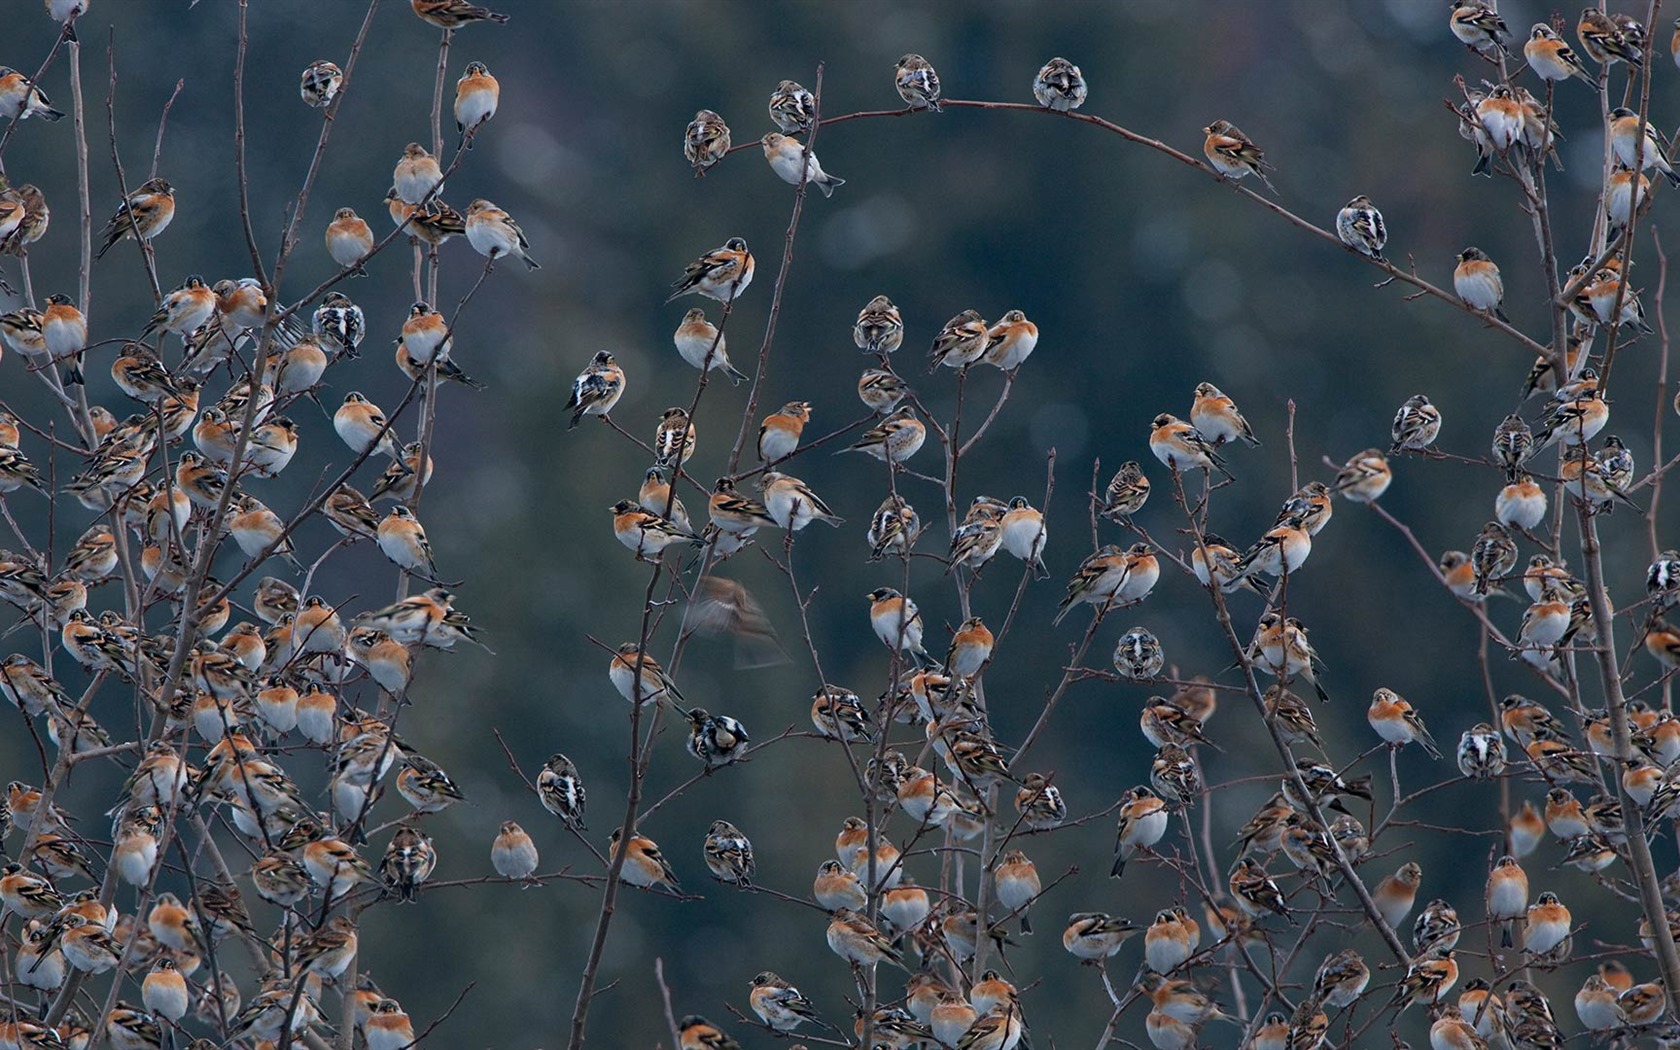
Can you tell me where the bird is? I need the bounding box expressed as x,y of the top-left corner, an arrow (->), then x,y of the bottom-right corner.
0,66 -> 63,122
702,819 -> 754,886
853,294 -> 905,355
653,406 -> 697,467
945,616 -> 994,677
927,309 -> 987,371
673,308 -> 748,383
537,754 -> 586,831
867,587 -> 927,660
683,109 -> 731,174
1451,2 -> 1509,52
1112,785 -> 1170,876
566,351 -> 625,428
392,143 -> 444,206
1578,8 -> 1643,66
843,406 -> 925,464
454,60 -> 499,145
1033,56 -> 1088,111
300,59 -> 343,107
894,53 -> 943,112
1114,626 -> 1165,680
667,237 -> 754,303
1367,687 -> 1441,758
143,276 -> 216,338
1202,119 -> 1277,191
377,505 -> 440,580
761,132 -> 845,196
1453,247 -> 1510,321
1609,107 -> 1680,186
1149,414 -> 1231,479
767,80 -> 816,133
984,309 -> 1039,370
465,199 -> 540,269
1101,461 -> 1151,521
1335,195 -> 1386,261
609,827 -> 681,894
1190,382 -> 1259,447
411,0 -> 509,27
749,971 -> 828,1033
1062,912 -> 1141,961
858,367 -> 910,414
1523,891 -> 1571,956
685,708 -> 750,767
608,642 -> 687,707
757,401 -> 811,462
96,179 -> 175,259
1525,23 -> 1594,82
826,907 -> 905,969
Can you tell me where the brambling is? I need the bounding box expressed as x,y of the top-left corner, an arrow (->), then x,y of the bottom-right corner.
1149,413 -> 1230,478
1569,974 -> 1625,1032
983,309 -> 1039,370
390,146 -> 443,211
685,708 -> 750,767
1523,891 -> 1571,956
943,616 -> 994,678
1624,755 -> 1664,807
1457,979 -> 1506,1042
1496,475 -> 1547,531
321,484 -> 379,543
1544,786 -> 1590,838
1390,951 -> 1459,1012
412,0 -> 508,26
1143,906 -> 1198,973
1202,119 -> 1276,191
813,858 -> 867,910
1607,164 -> 1653,234
1190,382 -> 1259,447
1111,784 -> 1169,876
1144,1008 -> 1198,1050
1190,532 -> 1263,597
843,294 -> 907,357
750,971 -> 827,1033
702,818 -> 754,886
378,823 -> 438,901
1367,687 -> 1441,758
1474,84 -> 1524,153
465,197 -> 540,269
358,999 -> 418,1050
767,79 -> 816,134
1100,460 -> 1151,521
566,350 -> 625,428
1228,857 -> 1293,924
294,915 -> 359,979
1651,549 -> 1680,612
0,306 -> 46,359
683,109 -> 730,174
0,446 -> 45,495
843,405 -> 925,463
0,655 -> 69,717
1500,693 -> 1566,746
1311,948 -> 1370,1010
1250,1012 -> 1290,1050
762,471 -> 843,531
1262,685 -> 1320,748
1007,774 -> 1065,831
757,400 -> 811,462
0,182 -> 47,254
299,58 -> 342,108
894,53 -> 943,112
1455,723 -> 1506,781
1062,911 -> 1140,961
41,293 -> 86,379
96,177 -> 174,258
612,499 -> 700,559
1413,898 -> 1462,955
1525,23 -> 1593,83
1144,974 -> 1237,1026
311,291 -> 366,358
1610,107 -> 1680,185
1450,1 -> 1508,51
930,994 -> 979,1047
1450,246 -> 1511,322
1438,549 -> 1486,601
1334,194 -> 1387,262
1234,512 -> 1312,582
1114,625 -> 1165,680
858,367 -> 910,414
667,237 -> 754,302
609,827 -> 681,894
314,210 -> 373,284
762,132 -> 845,196
1579,8 -> 1642,65
143,275 -> 216,338
1469,521 -> 1517,595
0,66 -> 62,122
1618,980 -> 1666,1025
453,60 -> 499,146
1484,854 -> 1529,947
654,405 -> 697,466
708,477 -> 776,537
1053,543 -> 1133,625
609,642 -> 686,707
1032,56 -> 1087,111
1249,613 -> 1330,702
948,512 -> 1004,574
928,308 -> 988,370
375,505 -> 440,579
332,393 -> 398,461
673,307 -> 747,383
537,753 -> 586,830
827,907 -> 904,969
994,848 -> 1040,933
834,816 -> 870,862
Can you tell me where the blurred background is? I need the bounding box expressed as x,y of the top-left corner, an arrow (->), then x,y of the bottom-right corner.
1,0 -> 1677,1046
